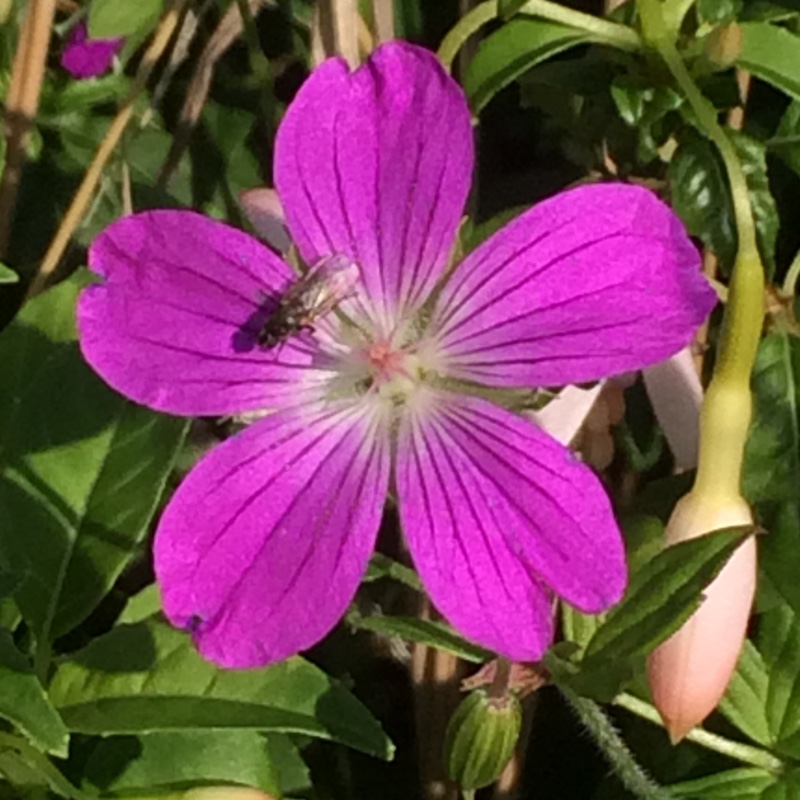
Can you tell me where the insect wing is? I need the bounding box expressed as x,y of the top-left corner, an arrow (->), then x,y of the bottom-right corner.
284,255 -> 360,323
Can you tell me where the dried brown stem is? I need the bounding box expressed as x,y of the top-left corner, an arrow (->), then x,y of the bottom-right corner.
157,0 -> 272,188
371,0 -> 394,44
0,0 -> 58,259
412,599 -> 463,800
311,0 -> 360,67
26,0 -> 190,299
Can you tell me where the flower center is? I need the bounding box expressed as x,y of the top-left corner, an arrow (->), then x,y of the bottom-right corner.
364,338 -> 422,401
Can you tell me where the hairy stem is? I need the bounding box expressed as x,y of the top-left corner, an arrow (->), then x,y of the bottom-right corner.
562,689 -> 676,800
0,732 -> 92,800
616,694 -> 785,775
639,0 -> 764,502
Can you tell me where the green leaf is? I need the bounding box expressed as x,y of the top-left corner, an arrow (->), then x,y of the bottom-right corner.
744,333 -> 800,504
0,630 -> 69,756
561,604 -> 605,655
0,564 -> 25,601
265,733 -> 311,797
582,526 -> 752,665
0,274 -> 188,642
772,101 -> 800,179
464,19 -> 589,114
498,0 -> 527,18
738,23 -> 800,102
670,767 -> 779,798
0,275 -> 88,427
0,263 -> 18,284
82,730 -> 280,795
697,0 -> 743,25
88,0 -> 163,38
460,205 -> 529,255
350,615 -> 491,663
49,619 -> 394,759
610,78 -> 649,127
760,503 -> 800,620
669,129 -> 778,276
719,640 -> 773,746
362,553 -> 422,591
546,643 -> 634,703
670,138 -> 732,261
0,749 -> 49,795
609,79 -> 684,163
758,603 -> 800,751
393,0 -> 424,41
41,74 -> 130,121
118,584 -> 162,625
741,2 -> 800,23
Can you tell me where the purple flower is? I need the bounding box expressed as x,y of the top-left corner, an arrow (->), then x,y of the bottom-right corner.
78,42 -> 715,668
61,21 -> 123,79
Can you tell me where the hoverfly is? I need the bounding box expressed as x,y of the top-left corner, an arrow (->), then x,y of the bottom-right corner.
258,254 -> 360,349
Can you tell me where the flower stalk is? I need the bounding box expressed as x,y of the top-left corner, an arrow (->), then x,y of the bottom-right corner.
639,0 -> 764,741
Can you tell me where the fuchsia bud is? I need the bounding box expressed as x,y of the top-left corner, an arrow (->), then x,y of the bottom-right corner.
239,188 -> 291,254
647,491 -> 756,742
125,789 -> 277,800
182,789 -> 278,800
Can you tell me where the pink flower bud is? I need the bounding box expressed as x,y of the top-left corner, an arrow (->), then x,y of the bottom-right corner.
129,789 -> 278,800
239,188 -> 291,254
647,491 -> 756,742
183,788 -> 278,800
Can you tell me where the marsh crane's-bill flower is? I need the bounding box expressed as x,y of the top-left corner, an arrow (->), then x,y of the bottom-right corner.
61,21 -> 123,79
78,42 -> 715,668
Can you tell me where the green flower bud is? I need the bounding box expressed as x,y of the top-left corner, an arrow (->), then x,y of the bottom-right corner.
444,689 -> 522,791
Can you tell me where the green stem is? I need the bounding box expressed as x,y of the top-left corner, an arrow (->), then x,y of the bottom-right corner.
639,0 -> 764,502
767,134 -> 800,147
437,0 -> 642,73
660,0 -> 697,40
517,0 -> 642,51
562,689 -> 676,799
615,694 -> 785,775
0,732 -> 94,800
781,248 -> 800,297
437,0 -> 499,72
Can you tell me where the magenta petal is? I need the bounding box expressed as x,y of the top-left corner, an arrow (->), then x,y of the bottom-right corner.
61,22 -> 123,79
78,210 -> 316,417
434,184 -> 716,387
155,399 -> 390,668
396,392 -> 626,660
275,42 -> 473,323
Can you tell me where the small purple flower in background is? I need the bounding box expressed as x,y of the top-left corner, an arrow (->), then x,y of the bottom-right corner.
61,21 -> 123,79
78,42 -> 715,668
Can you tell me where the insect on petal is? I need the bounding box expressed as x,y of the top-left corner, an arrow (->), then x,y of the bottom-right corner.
275,41 -> 473,326
78,210 -> 318,417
